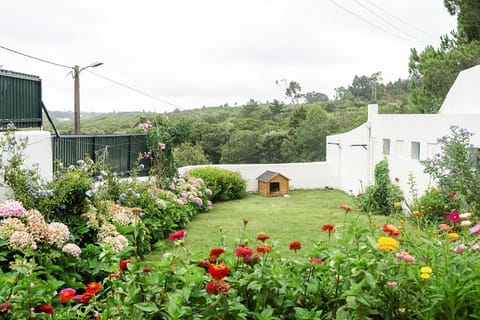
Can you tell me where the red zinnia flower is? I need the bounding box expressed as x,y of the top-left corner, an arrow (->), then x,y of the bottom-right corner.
256,243 -> 272,254
340,204 -> 353,212
309,257 -> 324,265
448,191 -> 457,199
0,302 -> 12,313
59,288 -> 76,302
322,224 -> 335,233
289,241 -> 302,251
169,230 -> 186,241
85,282 -> 101,294
208,264 -> 230,280
209,248 -> 225,257
142,266 -> 151,273
34,304 -> 54,314
382,224 -> 400,237
206,279 -> 230,295
256,232 -> 270,242
243,253 -> 259,266
235,245 -> 253,258
74,293 -> 93,304
448,212 -> 461,223
119,258 -> 131,271
198,260 -> 212,271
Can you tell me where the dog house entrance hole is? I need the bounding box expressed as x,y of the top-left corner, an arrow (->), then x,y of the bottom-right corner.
270,182 -> 280,194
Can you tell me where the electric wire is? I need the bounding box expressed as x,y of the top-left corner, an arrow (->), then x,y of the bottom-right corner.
327,0 -> 424,46
353,0 -> 428,45
0,44 -> 71,69
363,0 -> 438,40
86,69 -> 183,111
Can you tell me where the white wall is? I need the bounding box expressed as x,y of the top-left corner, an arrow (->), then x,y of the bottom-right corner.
0,131 -> 53,182
180,162 -> 335,192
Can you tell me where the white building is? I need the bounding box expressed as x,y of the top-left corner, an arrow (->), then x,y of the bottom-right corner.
327,64 -> 480,196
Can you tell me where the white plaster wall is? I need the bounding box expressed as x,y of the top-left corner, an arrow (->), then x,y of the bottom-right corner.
180,162 -> 335,192
0,131 -> 53,182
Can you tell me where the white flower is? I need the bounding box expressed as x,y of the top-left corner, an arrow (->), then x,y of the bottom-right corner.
460,212 -> 472,220
461,220 -> 473,227
62,243 -> 81,257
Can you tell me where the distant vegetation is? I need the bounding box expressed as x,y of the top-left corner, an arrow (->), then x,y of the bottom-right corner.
43,74 -> 410,166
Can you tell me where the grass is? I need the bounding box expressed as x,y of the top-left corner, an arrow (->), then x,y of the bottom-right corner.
145,189 -> 397,261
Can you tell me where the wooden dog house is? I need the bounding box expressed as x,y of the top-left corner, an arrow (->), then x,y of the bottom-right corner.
257,170 -> 290,197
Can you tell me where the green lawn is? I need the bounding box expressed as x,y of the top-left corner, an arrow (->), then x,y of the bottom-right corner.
145,189 -> 396,260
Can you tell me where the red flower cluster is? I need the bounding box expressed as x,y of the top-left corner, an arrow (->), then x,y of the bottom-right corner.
256,232 -> 270,242
289,241 -> 302,251
209,248 -> 225,263
322,224 -> 335,233
234,244 -> 259,266
34,304 -> 54,314
169,230 -> 186,241
208,263 -> 230,280
119,258 -> 131,271
256,243 -> 272,254
73,282 -> 101,304
206,279 -> 231,295
382,224 -> 400,237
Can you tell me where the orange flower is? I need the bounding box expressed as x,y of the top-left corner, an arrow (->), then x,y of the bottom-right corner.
256,243 -> 272,254
256,232 -> 270,242
322,224 -> 335,233
85,282 -> 101,294
289,241 -> 302,251
340,204 -> 353,212
206,279 -> 230,295
108,273 -> 121,279
382,224 -> 400,237
208,263 -> 230,280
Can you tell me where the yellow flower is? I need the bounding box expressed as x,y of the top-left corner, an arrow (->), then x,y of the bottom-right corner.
377,237 -> 399,251
394,202 -> 402,210
420,266 -> 432,274
447,232 -> 459,240
421,273 -> 431,280
412,210 -> 420,216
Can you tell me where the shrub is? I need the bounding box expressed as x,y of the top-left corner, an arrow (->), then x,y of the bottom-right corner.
355,159 -> 403,215
188,167 -> 246,201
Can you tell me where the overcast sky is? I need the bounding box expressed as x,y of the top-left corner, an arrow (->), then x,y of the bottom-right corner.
1,0 -> 457,113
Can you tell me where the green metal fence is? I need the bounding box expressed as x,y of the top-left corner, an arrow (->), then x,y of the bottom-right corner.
0,69 -> 42,129
52,134 -> 150,175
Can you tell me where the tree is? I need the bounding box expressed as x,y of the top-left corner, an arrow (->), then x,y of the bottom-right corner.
220,130 -> 264,164
199,125 -> 231,164
174,143 -> 210,167
444,0 -> 480,42
349,75 -> 372,100
276,80 -> 303,105
261,131 -> 288,163
304,91 -> 329,104
294,105 -> 330,161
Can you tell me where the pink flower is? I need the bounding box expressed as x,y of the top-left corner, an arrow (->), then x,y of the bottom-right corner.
205,188 -> 212,196
194,197 -> 203,206
470,221 -> 480,234
387,281 -> 398,288
395,251 -> 415,262
454,244 -> 466,254
448,212 -> 461,223
309,257 -> 324,265
169,230 -> 185,241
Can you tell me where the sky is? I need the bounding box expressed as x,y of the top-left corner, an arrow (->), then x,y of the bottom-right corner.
0,0 -> 457,113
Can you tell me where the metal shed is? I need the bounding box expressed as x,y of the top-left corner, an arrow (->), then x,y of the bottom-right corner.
257,170 -> 290,197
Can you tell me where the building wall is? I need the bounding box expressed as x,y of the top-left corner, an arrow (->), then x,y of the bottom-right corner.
0,131 -> 52,184
180,162 -> 335,192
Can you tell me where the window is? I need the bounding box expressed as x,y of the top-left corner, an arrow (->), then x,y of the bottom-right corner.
396,140 -> 404,157
411,141 -> 420,160
427,143 -> 438,159
383,139 -> 390,155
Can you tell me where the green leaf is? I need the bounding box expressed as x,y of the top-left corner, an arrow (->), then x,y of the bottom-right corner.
134,302 -> 159,313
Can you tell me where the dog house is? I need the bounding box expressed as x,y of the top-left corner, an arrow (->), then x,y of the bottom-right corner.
257,170 -> 290,197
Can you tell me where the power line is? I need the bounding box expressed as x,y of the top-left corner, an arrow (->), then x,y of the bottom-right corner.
0,44 -> 71,69
327,0 -> 423,46
86,69 -> 183,111
353,0 -> 427,45
363,0 -> 437,40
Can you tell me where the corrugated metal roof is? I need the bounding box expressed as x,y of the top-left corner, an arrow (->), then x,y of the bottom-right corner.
257,170 -> 289,182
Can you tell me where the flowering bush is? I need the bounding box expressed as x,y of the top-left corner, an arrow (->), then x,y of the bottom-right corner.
188,167 -> 246,201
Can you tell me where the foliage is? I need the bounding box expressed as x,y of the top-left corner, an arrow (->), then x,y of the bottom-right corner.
145,115 -> 191,186
444,0 -> 480,42
188,167 -> 246,202
422,126 -> 480,214
355,159 -> 404,215
174,143 -> 210,167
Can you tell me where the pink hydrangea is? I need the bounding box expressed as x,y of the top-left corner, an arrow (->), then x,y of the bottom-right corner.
0,200 -> 26,218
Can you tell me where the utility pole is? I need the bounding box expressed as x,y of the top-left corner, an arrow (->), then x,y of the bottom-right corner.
73,62 -> 103,135
74,65 -> 80,135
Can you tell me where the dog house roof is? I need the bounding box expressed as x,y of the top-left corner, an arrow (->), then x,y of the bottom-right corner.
256,170 -> 289,182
